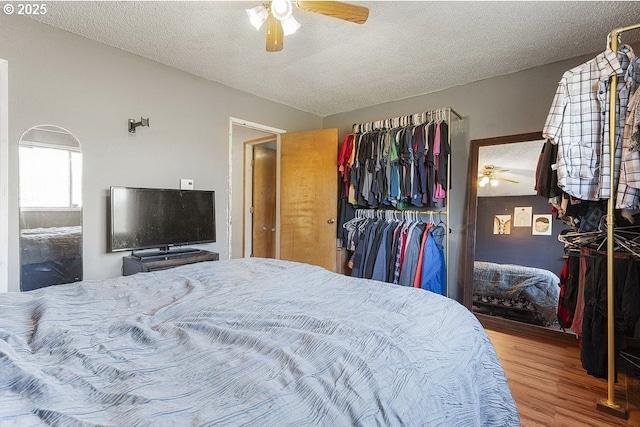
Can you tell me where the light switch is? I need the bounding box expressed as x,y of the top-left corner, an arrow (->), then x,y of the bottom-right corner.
180,179 -> 194,190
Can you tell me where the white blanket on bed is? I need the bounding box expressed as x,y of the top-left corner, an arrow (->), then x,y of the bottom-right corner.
0,258 -> 519,426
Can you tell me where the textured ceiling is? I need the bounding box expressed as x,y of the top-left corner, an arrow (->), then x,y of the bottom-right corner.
28,1 -> 640,117
477,139 -> 545,197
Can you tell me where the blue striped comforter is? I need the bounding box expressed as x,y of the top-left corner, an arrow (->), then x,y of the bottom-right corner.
0,258 -> 519,426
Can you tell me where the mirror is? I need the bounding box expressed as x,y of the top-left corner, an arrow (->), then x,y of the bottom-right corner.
19,125 -> 82,291
464,132 -> 572,336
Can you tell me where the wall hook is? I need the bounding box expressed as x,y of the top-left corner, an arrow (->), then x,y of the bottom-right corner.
128,117 -> 149,133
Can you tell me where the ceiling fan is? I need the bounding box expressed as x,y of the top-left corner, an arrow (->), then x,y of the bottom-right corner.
478,165 -> 520,187
246,1 -> 369,52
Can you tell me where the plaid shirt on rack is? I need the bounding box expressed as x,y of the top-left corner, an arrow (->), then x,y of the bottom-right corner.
600,45 -> 636,200
617,88 -> 640,208
543,47 -> 626,201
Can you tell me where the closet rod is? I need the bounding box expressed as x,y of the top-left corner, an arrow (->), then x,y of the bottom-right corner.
356,208 -> 448,215
351,107 -> 463,133
598,21 -> 640,420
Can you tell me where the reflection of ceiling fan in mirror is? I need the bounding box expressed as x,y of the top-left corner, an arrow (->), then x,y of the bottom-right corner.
478,165 -> 520,187
246,1 -> 369,52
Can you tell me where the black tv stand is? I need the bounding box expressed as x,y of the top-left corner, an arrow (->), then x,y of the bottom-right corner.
123,249 -> 219,276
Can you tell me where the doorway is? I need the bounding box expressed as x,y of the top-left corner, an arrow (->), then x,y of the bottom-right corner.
229,119 -> 339,271
228,118 -> 284,259
245,137 -> 277,258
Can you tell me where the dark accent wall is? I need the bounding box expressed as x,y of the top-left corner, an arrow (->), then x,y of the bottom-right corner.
475,195 -> 566,275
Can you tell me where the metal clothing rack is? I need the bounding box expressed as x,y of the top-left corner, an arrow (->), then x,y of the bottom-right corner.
349,107 -> 464,298
598,22 -> 640,420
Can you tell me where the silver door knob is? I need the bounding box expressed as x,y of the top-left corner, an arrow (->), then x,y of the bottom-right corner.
327,218 -> 336,224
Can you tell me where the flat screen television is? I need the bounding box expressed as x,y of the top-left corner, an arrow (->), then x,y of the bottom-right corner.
109,186 -> 216,255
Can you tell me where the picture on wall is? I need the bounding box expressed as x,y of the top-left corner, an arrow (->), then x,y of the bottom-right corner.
532,214 -> 552,235
494,215 -> 512,235
514,206 -> 532,227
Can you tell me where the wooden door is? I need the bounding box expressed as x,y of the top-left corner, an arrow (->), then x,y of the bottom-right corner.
280,129 -> 338,271
252,145 -> 277,258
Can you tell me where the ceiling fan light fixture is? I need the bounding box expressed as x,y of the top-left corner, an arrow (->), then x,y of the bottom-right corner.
479,176 -> 490,187
280,14 -> 301,36
271,0 -> 293,21
490,178 -> 499,187
246,5 -> 268,30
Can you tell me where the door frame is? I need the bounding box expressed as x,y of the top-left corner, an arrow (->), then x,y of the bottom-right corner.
243,136 -> 278,259
0,59 -> 8,292
228,117 -> 285,260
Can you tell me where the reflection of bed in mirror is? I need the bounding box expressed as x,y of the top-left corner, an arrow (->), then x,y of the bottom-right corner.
20,225 -> 82,291
472,261 -> 560,326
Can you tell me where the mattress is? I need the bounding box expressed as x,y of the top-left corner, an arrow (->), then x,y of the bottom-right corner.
0,258 -> 519,426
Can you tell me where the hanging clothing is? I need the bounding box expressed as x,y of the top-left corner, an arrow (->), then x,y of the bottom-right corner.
599,45 -> 637,200
569,252 -> 589,339
339,120 -> 449,209
543,45 -> 633,201
535,140 -> 561,199
543,36 -> 640,384
398,222 -> 426,287
419,225 -> 447,296
543,45 -> 640,202
556,255 -> 580,329
343,213 -> 447,296
433,121 -> 451,208
616,88 -> 640,208
338,133 -> 355,197
371,221 -> 397,282
580,249 -> 640,380
413,224 -> 432,288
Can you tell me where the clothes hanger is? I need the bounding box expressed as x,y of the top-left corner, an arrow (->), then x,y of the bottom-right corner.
558,215 -> 640,258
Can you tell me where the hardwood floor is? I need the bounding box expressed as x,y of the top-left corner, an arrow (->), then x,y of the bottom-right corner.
486,329 -> 640,426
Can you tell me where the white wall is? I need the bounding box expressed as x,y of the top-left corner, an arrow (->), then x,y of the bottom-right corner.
1,15 -> 322,291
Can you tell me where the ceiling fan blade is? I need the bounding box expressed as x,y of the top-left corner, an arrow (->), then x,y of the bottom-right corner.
296,1 -> 369,24
266,13 -> 284,52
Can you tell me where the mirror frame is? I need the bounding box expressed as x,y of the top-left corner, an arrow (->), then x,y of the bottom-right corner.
462,132 -> 578,346
463,131 -> 576,342
463,131 -> 542,308
18,124 -> 83,291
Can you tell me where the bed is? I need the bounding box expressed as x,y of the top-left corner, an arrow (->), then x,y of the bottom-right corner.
20,226 -> 82,290
0,258 -> 519,426
473,260 -> 560,326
